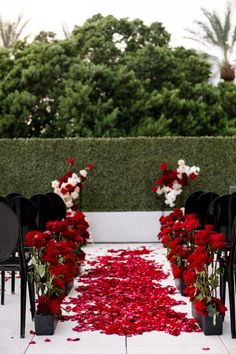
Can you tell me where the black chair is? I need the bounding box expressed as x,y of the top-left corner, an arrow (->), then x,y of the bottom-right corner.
7,196 -> 38,317
8,196 -> 38,241
5,192 -> 22,201
192,192 -> 219,227
30,194 -> 55,231
206,194 -> 236,243
184,191 -> 204,214
0,196 -> 9,206
45,192 -> 66,221
0,202 -> 28,338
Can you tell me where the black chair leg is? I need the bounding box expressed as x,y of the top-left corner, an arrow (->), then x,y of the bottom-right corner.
11,271 -> 15,294
28,280 -> 35,320
20,274 -> 27,338
228,269 -> 236,338
220,272 -> 226,304
1,271 -> 5,305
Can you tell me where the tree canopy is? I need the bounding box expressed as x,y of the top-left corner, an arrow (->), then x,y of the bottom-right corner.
0,14 -> 236,138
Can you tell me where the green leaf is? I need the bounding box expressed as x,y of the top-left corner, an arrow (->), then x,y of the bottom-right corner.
38,264 -> 45,278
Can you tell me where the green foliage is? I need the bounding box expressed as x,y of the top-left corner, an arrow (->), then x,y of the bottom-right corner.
1,14 -> 232,138
0,137 -> 235,211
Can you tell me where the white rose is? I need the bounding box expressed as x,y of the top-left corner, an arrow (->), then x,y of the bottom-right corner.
71,173 -> 81,183
80,169 -> 87,178
51,180 -> 59,189
71,191 -> 79,199
178,159 -> 185,166
67,177 -> 77,186
65,199 -> 73,208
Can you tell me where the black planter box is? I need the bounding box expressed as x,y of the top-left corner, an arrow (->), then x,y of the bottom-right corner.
34,312 -> 58,335
192,304 -> 223,335
174,278 -> 187,296
64,279 -> 74,296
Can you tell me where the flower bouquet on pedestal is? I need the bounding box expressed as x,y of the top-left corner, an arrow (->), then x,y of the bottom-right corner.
51,158 -> 93,215
152,159 -> 200,209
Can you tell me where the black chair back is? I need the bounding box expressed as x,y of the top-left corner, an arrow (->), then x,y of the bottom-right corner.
0,196 -> 9,206
8,196 -> 38,241
30,194 -> 55,231
185,191 -> 204,214
192,192 -> 219,227
0,202 -> 20,263
5,192 -> 22,201
207,194 -> 236,244
45,192 -> 66,220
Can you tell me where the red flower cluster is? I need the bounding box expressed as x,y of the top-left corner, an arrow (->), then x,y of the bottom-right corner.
159,208 -> 228,318
25,212 -> 90,315
159,208 -> 199,279
152,160 -> 200,207
65,248 -> 200,336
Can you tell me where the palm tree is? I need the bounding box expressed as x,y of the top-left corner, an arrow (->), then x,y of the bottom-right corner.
185,3 -> 236,82
0,13 -> 29,49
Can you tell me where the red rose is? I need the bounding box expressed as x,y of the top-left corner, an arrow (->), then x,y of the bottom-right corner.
50,297 -> 62,314
37,295 -> 51,314
61,188 -> 68,195
194,229 -> 210,246
65,183 -> 75,192
160,163 -> 168,171
24,231 -> 38,247
210,233 -> 227,251
183,270 -> 197,286
33,232 -> 47,249
218,302 -> 227,315
194,300 -> 208,316
184,286 -> 197,301
161,235 -> 170,247
53,277 -> 65,290
171,264 -> 183,279
152,185 -> 157,193
87,162 -> 94,170
67,158 -> 75,165
189,172 -> 197,180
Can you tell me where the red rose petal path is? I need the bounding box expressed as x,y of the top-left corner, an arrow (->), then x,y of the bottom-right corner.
66,247 -> 200,336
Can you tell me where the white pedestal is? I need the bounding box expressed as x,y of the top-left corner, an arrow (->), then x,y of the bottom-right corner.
84,211 -> 166,243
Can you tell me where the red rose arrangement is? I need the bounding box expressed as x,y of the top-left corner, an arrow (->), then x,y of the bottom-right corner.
51,158 -> 93,215
25,212 -> 90,315
152,160 -> 200,208
184,225 -> 227,319
159,208 -> 199,279
159,209 -> 227,320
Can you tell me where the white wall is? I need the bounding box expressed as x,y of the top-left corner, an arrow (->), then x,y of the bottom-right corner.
85,211 -> 165,243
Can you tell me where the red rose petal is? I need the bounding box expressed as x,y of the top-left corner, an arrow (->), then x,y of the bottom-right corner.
29,330 -> 35,335
44,339 -> 51,342
65,247 -> 200,337
29,341 -> 36,344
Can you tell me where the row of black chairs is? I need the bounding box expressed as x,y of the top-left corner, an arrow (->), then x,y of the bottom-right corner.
0,192 -> 66,337
185,191 -> 236,338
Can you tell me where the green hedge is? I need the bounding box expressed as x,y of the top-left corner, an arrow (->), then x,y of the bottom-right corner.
0,137 -> 235,211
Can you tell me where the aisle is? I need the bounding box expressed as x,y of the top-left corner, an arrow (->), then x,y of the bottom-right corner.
0,243 -> 235,354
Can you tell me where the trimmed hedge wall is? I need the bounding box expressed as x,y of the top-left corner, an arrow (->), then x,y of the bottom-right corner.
0,137 -> 235,211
